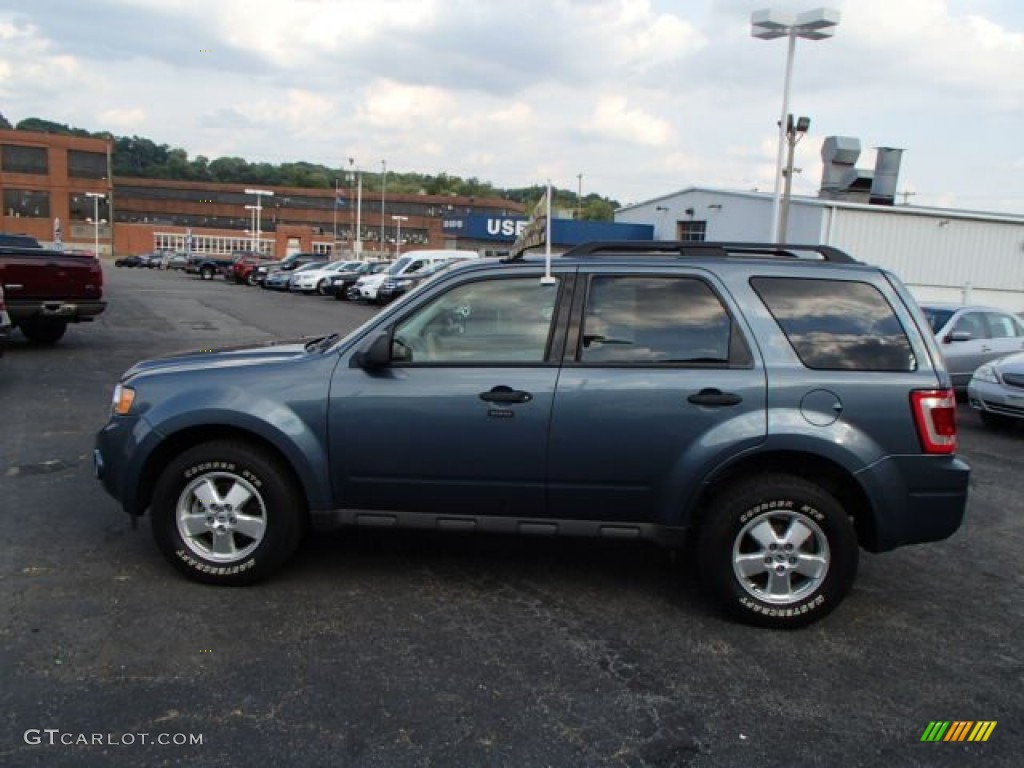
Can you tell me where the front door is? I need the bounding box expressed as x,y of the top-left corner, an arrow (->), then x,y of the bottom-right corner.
329,271 -> 568,518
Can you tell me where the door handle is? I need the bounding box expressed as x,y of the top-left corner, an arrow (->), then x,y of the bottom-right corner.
479,386 -> 533,404
687,388 -> 742,407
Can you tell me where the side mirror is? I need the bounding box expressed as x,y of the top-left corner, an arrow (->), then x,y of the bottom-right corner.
355,330 -> 393,369
947,331 -> 972,343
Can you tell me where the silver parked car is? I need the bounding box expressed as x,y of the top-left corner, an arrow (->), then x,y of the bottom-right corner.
967,351 -> 1024,429
920,303 -> 1024,390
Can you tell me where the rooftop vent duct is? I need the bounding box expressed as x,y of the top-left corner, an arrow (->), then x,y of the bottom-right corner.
819,136 -> 861,200
869,147 -> 903,206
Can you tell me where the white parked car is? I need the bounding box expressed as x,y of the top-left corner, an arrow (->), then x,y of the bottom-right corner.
352,250 -> 478,303
288,260 -> 365,294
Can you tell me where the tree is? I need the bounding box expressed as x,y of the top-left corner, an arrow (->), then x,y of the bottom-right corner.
0,112 -> 12,130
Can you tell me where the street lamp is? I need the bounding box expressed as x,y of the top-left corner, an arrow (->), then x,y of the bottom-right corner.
380,160 -> 387,256
391,215 -> 408,259
348,158 -> 364,256
85,192 -> 105,257
779,114 -> 811,242
244,205 -> 259,253
244,188 -> 274,256
751,7 -> 839,242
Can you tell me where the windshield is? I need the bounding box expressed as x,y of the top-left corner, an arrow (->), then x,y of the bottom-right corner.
921,307 -> 953,334
387,256 -> 412,276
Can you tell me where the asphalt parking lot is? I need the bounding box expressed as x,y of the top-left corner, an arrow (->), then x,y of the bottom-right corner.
2,265 -> 1021,767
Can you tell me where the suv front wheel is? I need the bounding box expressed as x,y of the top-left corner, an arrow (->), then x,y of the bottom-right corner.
150,441 -> 306,585
697,474 -> 858,629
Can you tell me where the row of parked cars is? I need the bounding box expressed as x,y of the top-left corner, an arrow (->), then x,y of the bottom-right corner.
920,303 -> 1024,429
222,249 -> 479,305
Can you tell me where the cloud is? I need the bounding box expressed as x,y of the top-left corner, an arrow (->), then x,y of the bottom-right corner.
98,107 -> 147,129
587,95 -> 676,147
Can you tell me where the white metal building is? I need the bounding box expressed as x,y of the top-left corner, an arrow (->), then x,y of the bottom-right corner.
616,186 -> 1024,312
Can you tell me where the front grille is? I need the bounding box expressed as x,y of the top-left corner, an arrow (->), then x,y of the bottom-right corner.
1001,372 -> 1024,389
983,399 -> 1024,417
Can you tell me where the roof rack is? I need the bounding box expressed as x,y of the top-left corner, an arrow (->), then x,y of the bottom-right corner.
560,240 -> 858,264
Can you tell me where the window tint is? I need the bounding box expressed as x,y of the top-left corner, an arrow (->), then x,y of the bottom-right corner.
67,150 -> 107,179
953,312 -> 988,339
921,307 -> 953,334
752,277 -> 916,371
1,144 -> 48,174
579,276 -> 741,365
394,277 -> 559,363
984,312 -> 1023,339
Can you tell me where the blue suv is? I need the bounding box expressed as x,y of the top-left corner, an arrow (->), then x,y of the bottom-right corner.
95,241 -> 970,628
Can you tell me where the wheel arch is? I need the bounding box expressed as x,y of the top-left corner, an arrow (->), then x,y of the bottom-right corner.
689,450 -> 878,550
135,425 -> 311,520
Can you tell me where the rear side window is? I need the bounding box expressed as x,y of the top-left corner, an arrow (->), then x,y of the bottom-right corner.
579,276 -> 750,365
751,277 -> 916,371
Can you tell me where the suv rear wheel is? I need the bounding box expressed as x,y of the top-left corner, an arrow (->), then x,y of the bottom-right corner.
697,474 -> 858,629
150,441 -> 306,585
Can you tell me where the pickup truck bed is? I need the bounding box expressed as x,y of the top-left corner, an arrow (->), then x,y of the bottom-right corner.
0,242 -> 106,344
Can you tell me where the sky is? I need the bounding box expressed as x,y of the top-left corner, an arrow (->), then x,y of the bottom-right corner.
1,0 -> 1022,213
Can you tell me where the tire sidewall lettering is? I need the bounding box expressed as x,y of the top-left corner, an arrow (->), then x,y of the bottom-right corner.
175,549 -> 256,576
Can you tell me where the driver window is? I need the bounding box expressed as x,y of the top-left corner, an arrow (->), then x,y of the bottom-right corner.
393,277 -> 559,363
953,313 -> 987,339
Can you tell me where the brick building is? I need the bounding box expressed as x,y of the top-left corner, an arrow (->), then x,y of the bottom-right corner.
0,128 -> 525,259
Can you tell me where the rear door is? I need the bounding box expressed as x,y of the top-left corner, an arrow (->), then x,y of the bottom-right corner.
547,268 -> 767,525
983,311 -> 1024,361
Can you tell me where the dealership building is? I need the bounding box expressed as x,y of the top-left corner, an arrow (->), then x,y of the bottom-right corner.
616,138 -> 1024,312
0,128 -> 525,259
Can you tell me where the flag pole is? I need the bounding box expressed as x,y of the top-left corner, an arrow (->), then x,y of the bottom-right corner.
541,180 -> 556,285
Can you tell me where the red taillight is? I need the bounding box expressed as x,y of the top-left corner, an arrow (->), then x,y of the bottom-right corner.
910,389 -> 958,454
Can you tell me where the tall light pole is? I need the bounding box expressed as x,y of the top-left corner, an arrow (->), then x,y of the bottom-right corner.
348,157 -> 364,256
85,192 -> 105,257
244,204 -> 259,253
244,188 -> 274,256
391,215 -> 408,259
779,114 -> 811,242
380,159 -> 387,256
751,7 -> 839,242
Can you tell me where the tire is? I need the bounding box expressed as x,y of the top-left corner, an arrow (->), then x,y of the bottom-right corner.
317,279 -> 329,295
150,440 -> 306,585
19,319 -> 68,345
696,474 -> 858,629
247,273 -> 258,286
200,266 -> 215,280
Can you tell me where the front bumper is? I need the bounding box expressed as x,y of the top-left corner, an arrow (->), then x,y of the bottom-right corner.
94,414 -> 153,516
967,379 -> 1024,421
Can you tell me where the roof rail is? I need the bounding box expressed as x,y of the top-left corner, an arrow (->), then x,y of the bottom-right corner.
561,240 -> 858,264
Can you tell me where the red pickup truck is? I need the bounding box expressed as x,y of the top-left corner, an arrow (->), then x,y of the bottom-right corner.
0,234 -> 106,344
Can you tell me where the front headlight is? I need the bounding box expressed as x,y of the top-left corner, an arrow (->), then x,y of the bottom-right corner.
111,383 -> 136,415
971,365 -> 999,384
